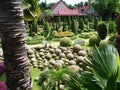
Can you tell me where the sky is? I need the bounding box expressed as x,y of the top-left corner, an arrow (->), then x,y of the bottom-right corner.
40,0 -> 88,5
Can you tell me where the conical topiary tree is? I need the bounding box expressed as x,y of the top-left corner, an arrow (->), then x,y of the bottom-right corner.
97,22 -> 108,40
79,18 -> 84,30
94,17 -> 98,30
71,19 -> 77,34
68,16 -> 71,29
43,21 -> 50,39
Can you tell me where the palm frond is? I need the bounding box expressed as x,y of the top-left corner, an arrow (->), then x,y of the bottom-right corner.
87,44 -> 118,79
67,44 -> 119,90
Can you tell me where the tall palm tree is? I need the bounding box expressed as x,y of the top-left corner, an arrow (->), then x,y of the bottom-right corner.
0,0 -> 32,90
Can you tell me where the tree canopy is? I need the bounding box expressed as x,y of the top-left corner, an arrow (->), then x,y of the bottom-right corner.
92,0 -> 120,20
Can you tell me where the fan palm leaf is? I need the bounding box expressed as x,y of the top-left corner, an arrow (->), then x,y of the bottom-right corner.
67,44 -> 119,90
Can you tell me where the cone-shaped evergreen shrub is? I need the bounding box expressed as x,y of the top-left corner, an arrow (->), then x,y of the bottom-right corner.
68,16 -> 71,29
43,21 -> 50,38
71,19 -> 77,34
97,22 -> 107,40
79,18 -> 84,30
94,18 -> 98,30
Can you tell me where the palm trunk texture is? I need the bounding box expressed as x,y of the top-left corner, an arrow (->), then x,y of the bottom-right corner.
0,0 -> 32,90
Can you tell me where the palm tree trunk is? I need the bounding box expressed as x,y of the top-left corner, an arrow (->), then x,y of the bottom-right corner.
0,0 -> 32,90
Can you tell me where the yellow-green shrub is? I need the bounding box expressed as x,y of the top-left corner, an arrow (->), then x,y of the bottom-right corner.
60,37 -> 72,47
54,31 -> 75,38
89,34 -> 101,46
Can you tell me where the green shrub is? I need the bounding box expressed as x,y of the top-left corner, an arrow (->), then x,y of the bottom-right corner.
43,21 -> 50,38
54,31 -> 75,38
89,34 -> 101,46
108,21 -> 115,33
89,22 -> 94,29
97,22 -> 108,40
63,22 -> 67,32
60,37 -> 72,47
71,19 -> 77,34
68,16 -> 72,29
93,18 -> 98,30
79,18 -> 84,31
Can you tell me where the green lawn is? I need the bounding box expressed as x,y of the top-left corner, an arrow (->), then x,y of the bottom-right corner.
30,66 -> 41,90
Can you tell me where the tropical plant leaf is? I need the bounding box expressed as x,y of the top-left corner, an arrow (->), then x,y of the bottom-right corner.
67,44 -> 119,90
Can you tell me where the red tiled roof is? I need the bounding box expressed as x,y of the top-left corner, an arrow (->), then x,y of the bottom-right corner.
54,6 -> 89,16
51,0 -> 90,16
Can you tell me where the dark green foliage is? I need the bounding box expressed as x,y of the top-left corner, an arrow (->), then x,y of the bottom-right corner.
38,68 -> 70,90
63,22 -> 67,32
97,22 -> 108,40
28,21 -> 38,36
60,37 -> 72,47
32,21 -> 38,33
40,19 -> 45,25
47,26 -> 54,40
68,16 -> 72,29
58,17 -> 61,29
43,21 -> 50,38
43,22 -> 54,40
71,19 -> 77,34
93,0 -> 120,20
108,21 -> 115,33
79,18 -> 84,30
94,18 -> 98,30
89,34 -> 101,46
84,18 -> 89,25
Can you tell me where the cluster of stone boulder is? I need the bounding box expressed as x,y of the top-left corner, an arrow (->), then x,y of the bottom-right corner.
27,44 -> 89,71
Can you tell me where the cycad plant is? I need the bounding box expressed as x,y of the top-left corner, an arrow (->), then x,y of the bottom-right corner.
38,68 -> 70,90
67,44 -> 120,90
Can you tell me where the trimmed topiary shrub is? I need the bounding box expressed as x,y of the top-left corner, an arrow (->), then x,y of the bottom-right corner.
60,37 -> 72,47
93,18 -> 98,30
43,21 -> 50,38
97,22 -> 108,40
89,34 -> 101,46
79,18 -> 84,30
54,31 -> 75,38
71,19 -> 77,34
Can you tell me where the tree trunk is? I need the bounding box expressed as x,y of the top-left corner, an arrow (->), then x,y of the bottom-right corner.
0,0 -> 32,90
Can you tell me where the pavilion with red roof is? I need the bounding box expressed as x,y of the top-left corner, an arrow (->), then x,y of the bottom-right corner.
51,0 -> 94,17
